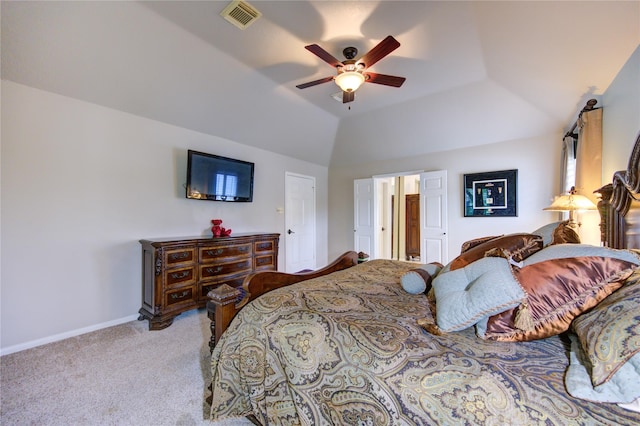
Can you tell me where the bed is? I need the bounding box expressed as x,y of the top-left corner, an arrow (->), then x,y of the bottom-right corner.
206,133 -> 640,425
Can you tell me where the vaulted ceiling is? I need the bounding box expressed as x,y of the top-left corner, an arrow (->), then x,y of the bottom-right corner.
2,1 -> 639,167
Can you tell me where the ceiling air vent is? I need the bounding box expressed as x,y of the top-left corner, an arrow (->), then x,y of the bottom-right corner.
221,0 -> 262,30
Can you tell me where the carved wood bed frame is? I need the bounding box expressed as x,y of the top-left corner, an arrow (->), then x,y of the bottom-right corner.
206,133 -> 640,352
596,132 -> 640,250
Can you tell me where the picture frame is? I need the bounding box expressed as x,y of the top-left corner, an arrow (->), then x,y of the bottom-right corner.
464,169 -> 517,217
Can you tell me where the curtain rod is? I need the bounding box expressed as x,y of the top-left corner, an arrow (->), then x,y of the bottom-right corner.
564,98 -> 599,138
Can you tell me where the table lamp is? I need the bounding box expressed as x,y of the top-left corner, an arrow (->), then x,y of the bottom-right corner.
543,186 -> 597,231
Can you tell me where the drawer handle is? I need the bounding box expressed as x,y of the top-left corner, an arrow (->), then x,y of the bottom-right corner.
170,271 -> 190,279
206,266 -> 224,274
257,243 -> 270,250
170,290 -> 189,300
206,247 -> 249,256
169,252 -> 190,260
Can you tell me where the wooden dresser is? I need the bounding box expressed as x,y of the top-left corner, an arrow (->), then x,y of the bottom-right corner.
138,233 -> 279,330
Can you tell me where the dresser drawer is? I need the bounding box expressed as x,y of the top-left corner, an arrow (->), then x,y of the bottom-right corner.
200,243 -> 251,262
200,258 -> 252,281
165,285 -> 197,308
163,247 -> 196,267
200,275 -> 246,301
255,240 -> 276,253
164,266 -> 196,287
255,254 -> 276,270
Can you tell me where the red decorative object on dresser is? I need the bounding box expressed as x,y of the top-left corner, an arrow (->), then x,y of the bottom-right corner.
138,233 -> 279,330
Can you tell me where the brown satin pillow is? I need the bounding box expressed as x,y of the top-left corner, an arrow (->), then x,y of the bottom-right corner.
450,233 -> 543,271
551,221 -> 581,245
481,257 -> 637,342
460,235 -> 500,253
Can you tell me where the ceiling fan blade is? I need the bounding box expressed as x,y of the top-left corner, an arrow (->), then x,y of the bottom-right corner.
304,44 -> 343,68
296,76 -> 334,89
365,72 -> 406,87
357,35 -> 400,69
343,91 -> 355,104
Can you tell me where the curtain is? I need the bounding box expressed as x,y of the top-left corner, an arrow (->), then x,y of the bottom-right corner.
575,108 -> 603,203
561,134 -> 577,194
574,108 -> 603,245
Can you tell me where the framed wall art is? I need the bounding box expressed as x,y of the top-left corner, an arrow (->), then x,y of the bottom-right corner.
464,169 -> 517,217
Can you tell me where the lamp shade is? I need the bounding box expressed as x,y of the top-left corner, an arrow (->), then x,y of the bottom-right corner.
543,188 -> 597,212
335,71 -> 365,92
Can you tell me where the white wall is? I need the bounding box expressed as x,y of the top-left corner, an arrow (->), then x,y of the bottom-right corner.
0,81 -> 328,354
3,44 -> 637,355
328,133 -> 566,262
602,44 -> 640,179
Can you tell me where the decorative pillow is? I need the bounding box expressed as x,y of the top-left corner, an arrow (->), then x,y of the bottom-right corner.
523,244 -> 640,266
551,221 -> 581,244
460,235 -> 500,253
565,334 -> 640,404
401,263 -> 442,294
449,233 -> 543,271
478,256 -> 638,342
431,257 -> 525,332
532,221 -> 562,246
571,274 -> 640,387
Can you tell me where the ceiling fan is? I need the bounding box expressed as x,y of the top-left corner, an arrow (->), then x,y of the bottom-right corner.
296,35 -> 406,104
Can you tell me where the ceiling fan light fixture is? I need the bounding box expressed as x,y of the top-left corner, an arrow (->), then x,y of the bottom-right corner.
335,71 -> 365,92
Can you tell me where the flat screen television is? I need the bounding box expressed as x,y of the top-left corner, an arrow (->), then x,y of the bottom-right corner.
186,150 -> 254,202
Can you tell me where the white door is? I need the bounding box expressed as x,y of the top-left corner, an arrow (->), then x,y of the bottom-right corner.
354,178 -> 375,258
285,173 -> 316,272
420,170 -> 448,264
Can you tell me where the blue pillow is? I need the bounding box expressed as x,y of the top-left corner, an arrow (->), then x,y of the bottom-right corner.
531,221 -> 562,246
566,275 -> 640,403
524,244 -> 640,265
401,263 -> 442,294
432,257 -> 525,332
566,334 -> 640,404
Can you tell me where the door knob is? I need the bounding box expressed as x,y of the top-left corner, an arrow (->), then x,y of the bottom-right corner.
287,229 -> 295,234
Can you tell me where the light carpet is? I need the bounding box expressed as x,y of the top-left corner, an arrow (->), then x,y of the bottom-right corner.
0,309 -> 253,426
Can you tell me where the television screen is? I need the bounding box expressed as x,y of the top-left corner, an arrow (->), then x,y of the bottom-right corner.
186,150 -> 254,202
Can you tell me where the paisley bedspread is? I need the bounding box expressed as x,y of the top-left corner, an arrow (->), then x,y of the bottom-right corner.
209,259 -> 640,425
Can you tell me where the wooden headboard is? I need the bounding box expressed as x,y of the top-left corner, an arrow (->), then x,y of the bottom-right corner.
596,132 -> 640,249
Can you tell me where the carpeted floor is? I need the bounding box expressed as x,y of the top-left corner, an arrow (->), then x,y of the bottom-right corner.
0,309 -> 253,425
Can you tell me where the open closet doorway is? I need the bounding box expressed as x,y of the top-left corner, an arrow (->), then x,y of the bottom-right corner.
377,174 -> 421,261
354,170 -> 448,264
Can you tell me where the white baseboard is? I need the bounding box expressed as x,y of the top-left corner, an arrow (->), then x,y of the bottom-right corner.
0,314 -> 141,356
